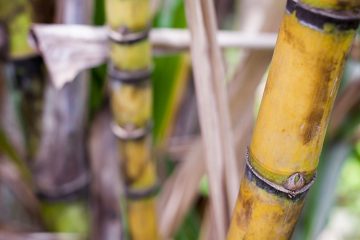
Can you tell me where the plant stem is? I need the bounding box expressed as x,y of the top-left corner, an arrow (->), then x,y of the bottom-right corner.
227,0 -> 359,239
0,0 -> 45,166
34,0 -> 91,235
0,0 -> 35,59
105,0 -> 159,239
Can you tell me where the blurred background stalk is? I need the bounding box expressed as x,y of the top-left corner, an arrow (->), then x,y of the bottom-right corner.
0,0 -> 44,167
0,0 -> 45,232
105,0 -> 159,239
33,0 -> 90,235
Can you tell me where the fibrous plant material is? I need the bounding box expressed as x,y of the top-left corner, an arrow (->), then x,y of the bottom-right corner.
105,0 -> 159,239
31,24 -> 277,89
158,1 -> 285,236
35,80 -> 89,195
227,0 -> 360,239
34,0 -> 91,234
158,138 -> 205,238
185,0 -> 240,238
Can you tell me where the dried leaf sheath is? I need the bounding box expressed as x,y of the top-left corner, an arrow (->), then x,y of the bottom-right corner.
105,0 -> 159,239
34,0 -> 91,234
228,0 -> 359,239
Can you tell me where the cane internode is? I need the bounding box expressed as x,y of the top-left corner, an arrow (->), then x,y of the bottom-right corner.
228,0 -> 359,239
106,0 -> 159,239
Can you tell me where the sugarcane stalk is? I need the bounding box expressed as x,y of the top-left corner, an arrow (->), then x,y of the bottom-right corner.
34,0 -> 91,235
0,0 -> 46,166
105,0 -> 159,239
0,0 -> 34,59
227,0 -> 360,239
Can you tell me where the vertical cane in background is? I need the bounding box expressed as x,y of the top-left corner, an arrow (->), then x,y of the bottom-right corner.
105,0 -> 159,239
0,0 -> 46,165
35,0 -> 91,234
227,0 -> 360,239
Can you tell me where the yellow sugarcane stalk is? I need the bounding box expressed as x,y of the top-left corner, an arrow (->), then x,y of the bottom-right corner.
228,0 -> 359,239
0,0 -> 34,59
105,0 -> 159,239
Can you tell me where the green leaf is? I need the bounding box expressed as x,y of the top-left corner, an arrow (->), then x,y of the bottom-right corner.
41,201 -> 90,234
175,206 -> 201,240
152,0 -> 189,144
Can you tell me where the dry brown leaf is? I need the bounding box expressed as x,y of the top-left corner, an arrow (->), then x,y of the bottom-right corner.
200,0 -> 240,212
158,0 -> 285,237
184,0 -> 237,237
34,0 -> 90,199
31,24 -> 276,89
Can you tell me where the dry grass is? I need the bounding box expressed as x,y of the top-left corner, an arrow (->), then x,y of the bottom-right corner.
184,0 -> 239,237
158,0 -> 286,238
158,138 -> 205,238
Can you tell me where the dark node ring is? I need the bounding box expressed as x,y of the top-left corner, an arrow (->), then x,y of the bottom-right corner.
36,173 -> 90,202
286,0 -> 360,31
125,181 -> 160,200
10,55 -> 44,87
108,63 -> 152,85
245,149 -> 316,200
108,26 -> 150,45
11,54 -> 42,65
111,121 -> 152,141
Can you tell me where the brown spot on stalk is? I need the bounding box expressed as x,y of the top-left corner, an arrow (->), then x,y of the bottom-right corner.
236,197 -> 253,227
302,108 -> 324,144
283,24 -> 305,52
302,59 -> 335,144
235,213 -> 242,226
